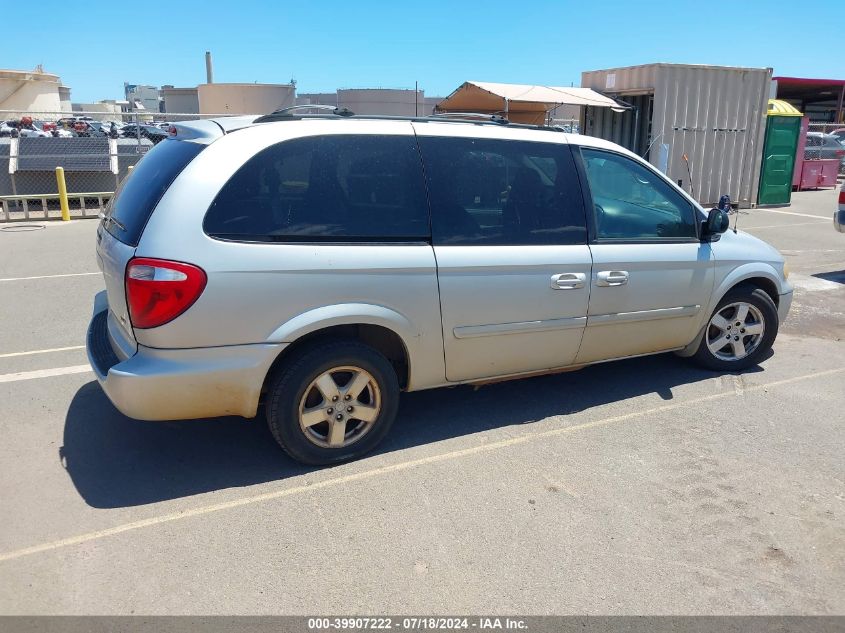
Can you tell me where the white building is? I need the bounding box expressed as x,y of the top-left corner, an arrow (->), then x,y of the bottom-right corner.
124,83 -> 161,112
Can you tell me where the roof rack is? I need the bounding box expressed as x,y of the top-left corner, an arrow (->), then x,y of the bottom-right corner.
249,108 -> 566,132
429,111 -> 510,124
254,104 -> 355,123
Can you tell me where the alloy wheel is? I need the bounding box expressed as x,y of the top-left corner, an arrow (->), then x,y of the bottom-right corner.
298,366 -> 381,449
706,302 -> 765,362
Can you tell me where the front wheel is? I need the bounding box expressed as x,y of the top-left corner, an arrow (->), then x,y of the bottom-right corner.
690,287 -> 779,371
265,340 -> 400,465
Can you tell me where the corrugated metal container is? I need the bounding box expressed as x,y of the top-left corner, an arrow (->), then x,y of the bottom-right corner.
581,63 -> 772,208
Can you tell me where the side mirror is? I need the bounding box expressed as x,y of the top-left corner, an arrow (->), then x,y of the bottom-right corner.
703,208 -> 730,238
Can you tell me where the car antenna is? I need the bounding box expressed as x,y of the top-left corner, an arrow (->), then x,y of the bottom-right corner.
682,154 -> 695,199
718,194 -> 737,234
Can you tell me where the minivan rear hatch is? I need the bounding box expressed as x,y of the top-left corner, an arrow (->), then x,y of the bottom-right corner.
97,139 -> 205,354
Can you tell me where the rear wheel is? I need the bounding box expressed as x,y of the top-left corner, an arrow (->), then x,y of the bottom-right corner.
691,287 -> 779,371
265,340 -> 399,465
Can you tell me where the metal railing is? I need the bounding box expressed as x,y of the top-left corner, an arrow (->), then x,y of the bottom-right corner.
1,191 -> 113,221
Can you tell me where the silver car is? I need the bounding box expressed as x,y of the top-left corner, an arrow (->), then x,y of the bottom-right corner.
88,112 -> 793,464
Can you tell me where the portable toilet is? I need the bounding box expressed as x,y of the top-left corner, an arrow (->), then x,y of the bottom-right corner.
757,99 -> 803,206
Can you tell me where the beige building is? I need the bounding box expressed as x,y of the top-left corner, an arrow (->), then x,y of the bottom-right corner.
0,67 -> 70,113
58,86 -> 72,112
161,86 -> 200,114
198,83 -> 295,115
296,92 -> 338,108
71,101 -> 126,120
337,88 -> 424,116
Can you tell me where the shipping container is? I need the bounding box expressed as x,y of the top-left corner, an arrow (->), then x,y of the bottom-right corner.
581,63 -> 772,208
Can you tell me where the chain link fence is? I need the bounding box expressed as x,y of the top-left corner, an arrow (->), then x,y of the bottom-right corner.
0,110 -> 243,221
1,109 -> 586,222
805,122 -> 845,177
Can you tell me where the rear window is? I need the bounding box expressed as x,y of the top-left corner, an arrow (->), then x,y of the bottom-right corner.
103,139 -> 204,246
203,135 -> 429,241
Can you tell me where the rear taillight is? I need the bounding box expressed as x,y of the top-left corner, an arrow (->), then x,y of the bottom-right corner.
125,257 -> 207,329
836,150 -> 845,157
840,189 -> 845,205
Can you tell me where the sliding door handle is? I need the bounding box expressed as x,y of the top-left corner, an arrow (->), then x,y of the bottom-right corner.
551,272 -> 587,289
596,270 -> 629,287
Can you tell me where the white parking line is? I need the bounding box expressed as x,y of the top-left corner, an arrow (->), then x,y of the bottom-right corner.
0,345 -> 85,359
753,208 -> 831,220
789,274 -> 843,292
0,272 -> 100,282
0,365 -> 842,564
0,365 -> 91,384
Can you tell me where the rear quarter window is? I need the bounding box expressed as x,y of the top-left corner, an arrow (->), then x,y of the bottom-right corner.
103,139 -> 204,246
203,134 -> 429,242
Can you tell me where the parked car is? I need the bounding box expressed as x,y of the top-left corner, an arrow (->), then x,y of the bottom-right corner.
804,132 -> 845,173
88,113 -> 793,465
68,120 -> 109,137
31,120 -> 71,138
4,117 -> 52,138
835,185 -> 845,233
0,120 -> 17,137
19,128 -> 51,138
830,129 -> 845,144
120,123 -> 169,144
56,116 -> 95,128
101,120 -> 124,132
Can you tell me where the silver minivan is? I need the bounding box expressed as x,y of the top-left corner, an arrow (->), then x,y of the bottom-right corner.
88,111 -> 793,464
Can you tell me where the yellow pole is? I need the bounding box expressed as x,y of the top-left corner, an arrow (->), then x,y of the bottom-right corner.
56,167 -> 70,221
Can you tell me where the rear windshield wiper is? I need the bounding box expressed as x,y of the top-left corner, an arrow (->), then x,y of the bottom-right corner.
98,212 -> 127,233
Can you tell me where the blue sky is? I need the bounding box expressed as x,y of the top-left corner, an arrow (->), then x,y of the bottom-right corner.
5,0 -> 842,103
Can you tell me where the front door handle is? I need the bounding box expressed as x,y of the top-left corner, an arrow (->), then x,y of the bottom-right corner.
596,270 -> 629,287
550,272 -> 586,289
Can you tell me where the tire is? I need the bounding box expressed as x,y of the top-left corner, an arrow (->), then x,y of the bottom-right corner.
265,340 -> 400,465
690,286 -> 779,371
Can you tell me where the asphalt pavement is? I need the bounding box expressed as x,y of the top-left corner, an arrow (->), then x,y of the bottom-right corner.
0,188 -> 842,615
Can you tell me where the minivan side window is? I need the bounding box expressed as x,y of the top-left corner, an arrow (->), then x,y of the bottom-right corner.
204,135 -> 429,241
417,137 -> 587,246
580,148 -> 698,240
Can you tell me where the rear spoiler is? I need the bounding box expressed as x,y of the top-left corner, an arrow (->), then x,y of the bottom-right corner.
168,116 -> 259,144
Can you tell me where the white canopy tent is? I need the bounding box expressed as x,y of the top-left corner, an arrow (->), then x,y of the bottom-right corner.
436,81 -> 625,125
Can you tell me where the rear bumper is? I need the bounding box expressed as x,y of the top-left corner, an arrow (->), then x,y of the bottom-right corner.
87,303 -> 284,421
834,209 -> 845,233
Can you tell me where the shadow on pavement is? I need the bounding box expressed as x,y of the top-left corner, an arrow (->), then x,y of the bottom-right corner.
62,352 -> 766,509
813,270 -> 845,285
